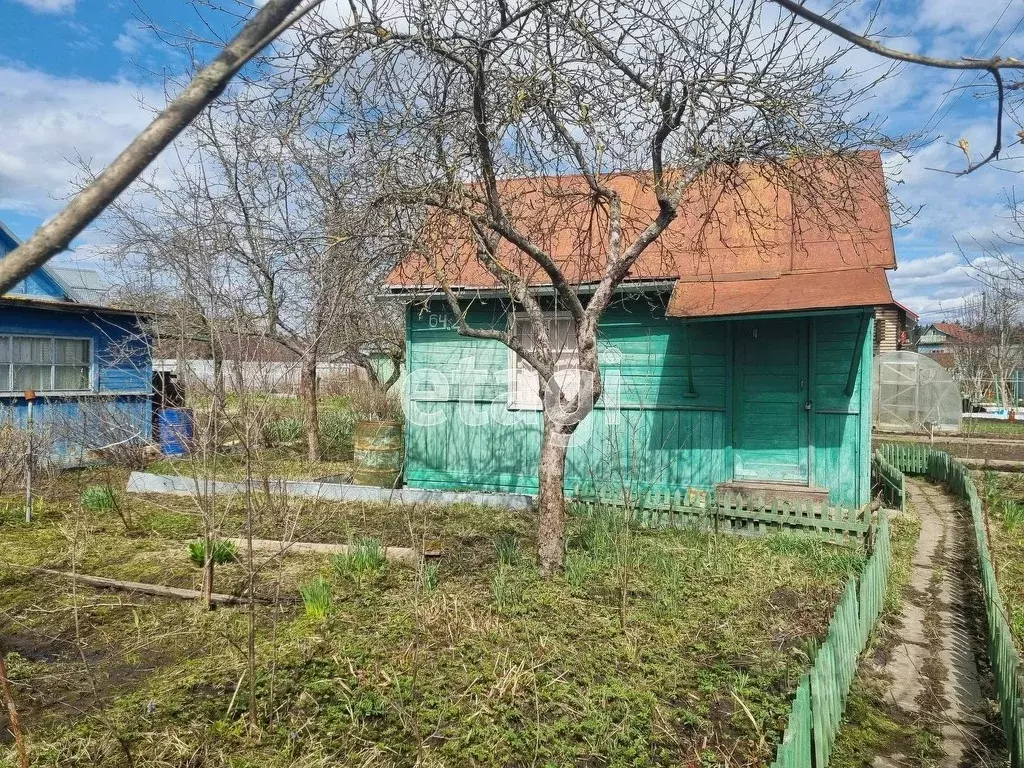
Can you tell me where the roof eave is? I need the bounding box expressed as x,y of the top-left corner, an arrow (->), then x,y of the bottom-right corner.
0,295 -> 156,318
383,278 -> 678,300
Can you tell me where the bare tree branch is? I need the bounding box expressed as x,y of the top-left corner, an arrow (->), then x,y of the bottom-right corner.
770,0 -> 1024,72
0,0 -> 324,295
770,0 -> 1024,175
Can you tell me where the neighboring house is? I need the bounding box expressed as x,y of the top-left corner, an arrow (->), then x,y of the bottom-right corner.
153,335 -> 361,394
916,322 -> 976,354
0,221 -> 153,460
874,300 -> 918,354
387,152 -> 897,508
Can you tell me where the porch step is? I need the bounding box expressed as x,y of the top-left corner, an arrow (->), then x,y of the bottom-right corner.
715,482 -> 831,506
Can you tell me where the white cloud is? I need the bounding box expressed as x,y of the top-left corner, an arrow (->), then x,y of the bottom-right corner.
881,99 -> 1024,317
114,34 -> 139,56
916,0 -> 1022,36
889,251 -> 979,306
114,20 -> 154,56
889,251 -> 964,281
10,0 -> 75,13
0,66 -> 162,216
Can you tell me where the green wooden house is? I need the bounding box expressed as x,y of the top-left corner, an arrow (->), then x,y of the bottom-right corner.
387,154 -> 898,508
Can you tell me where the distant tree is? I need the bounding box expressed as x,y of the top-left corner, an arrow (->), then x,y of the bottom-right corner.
949,280 -> 1023,409
770,0 -> 1024,176
87,89 -> 403,462
948,195 -> 1024,408
947,313 -> 991,410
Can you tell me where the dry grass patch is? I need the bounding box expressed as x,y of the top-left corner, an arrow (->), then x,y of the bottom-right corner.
0,469 -> 866,767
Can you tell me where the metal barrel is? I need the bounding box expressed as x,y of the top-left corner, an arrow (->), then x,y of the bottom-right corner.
157,407 -> 194,457
353,419 -> 403,487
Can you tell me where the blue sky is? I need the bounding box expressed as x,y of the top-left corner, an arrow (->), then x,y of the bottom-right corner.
1,0 -> 1023,320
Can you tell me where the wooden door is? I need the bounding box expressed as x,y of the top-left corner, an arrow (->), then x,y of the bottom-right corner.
733,318 -> 809,483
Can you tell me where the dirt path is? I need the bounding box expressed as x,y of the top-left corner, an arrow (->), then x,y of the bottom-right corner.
873,479 -> 996,767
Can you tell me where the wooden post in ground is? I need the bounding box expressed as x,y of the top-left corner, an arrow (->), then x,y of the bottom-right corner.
0,651 -> 29,768
24,390 -> 35,523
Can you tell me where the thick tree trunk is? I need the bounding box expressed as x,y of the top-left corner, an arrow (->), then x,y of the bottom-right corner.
382,351 -> 404,392
536,353 -> 601,577
360,359 -> 383,389
300,356 -> 320,463
537,416 -> 573,576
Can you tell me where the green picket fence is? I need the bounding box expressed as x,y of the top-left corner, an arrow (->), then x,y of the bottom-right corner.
871,449 -> 906,511
770,513 -> 892,768
876,441 -> 932,474
772,674 -> 812,768
575,481 -> 892,767
878,443 -> 1024,767
574,487 -> 871,545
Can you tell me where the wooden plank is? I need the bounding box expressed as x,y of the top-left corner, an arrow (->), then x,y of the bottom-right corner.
224,538 -> 419,566
844,310 -> 868,397
30,568 -> 293,605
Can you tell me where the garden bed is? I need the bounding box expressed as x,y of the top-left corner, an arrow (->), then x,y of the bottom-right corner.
961,419 -> 1024,439
0,467 -> 866,766
978,470 -> 1024,645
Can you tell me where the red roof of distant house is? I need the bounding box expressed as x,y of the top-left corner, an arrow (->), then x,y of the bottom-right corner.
388,151 -> 897,317
932,322 -> 979,342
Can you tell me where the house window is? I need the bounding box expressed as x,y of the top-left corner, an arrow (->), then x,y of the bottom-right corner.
0,335 -> 92,393
508,312 -> 580,409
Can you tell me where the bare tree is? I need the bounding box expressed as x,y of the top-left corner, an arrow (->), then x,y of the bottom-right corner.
278,0 -> 898,573
89,83 -> 401,461
992,189 -> 1024,297
0,0 -> 323,294
948,280 -> 1024,409
946,307 -> 990,410
769,0 -> 1024,176
983,285 -> 1024,409
947,195 -> 1024,409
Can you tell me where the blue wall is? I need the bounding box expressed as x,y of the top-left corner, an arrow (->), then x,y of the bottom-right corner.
5,270 -> 67,301
0,303 -> 152,459
0,230 -> 69,301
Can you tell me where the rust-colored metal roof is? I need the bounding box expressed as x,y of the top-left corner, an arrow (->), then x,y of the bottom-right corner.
388,152 -> 897,317
666,267 -> 893,317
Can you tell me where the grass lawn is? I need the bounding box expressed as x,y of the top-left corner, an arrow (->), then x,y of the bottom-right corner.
0,468 -> 866,767
960,419 -> 1024,439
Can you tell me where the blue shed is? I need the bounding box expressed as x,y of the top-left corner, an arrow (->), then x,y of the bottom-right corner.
0,220 -> 153,462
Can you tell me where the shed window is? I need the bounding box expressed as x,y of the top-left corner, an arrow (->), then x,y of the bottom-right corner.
55,339 -> 91,390
1,335 -> 92,393
508,312 -> 579,409
0,337 -> 8,392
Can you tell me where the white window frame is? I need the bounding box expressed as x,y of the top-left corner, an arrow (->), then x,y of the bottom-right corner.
0,334 -> 95,395
507,311 -> 580,410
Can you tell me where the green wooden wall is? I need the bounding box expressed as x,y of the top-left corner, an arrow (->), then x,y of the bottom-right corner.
403,296 -> 872,508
